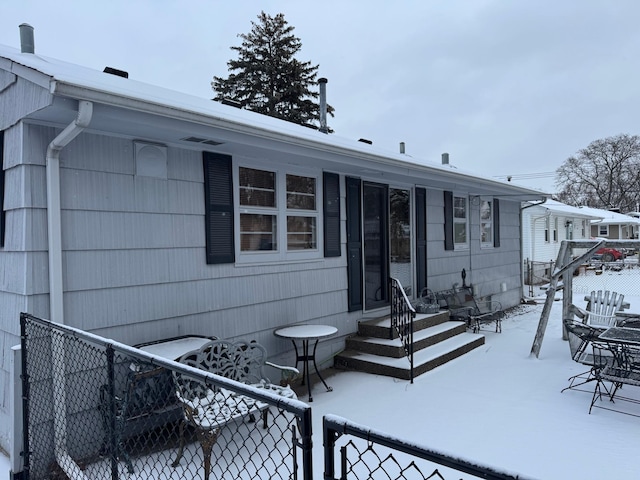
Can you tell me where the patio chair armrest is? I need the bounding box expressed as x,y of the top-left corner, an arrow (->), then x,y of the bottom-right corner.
569,304 -> 589,322
265,361 -> 300,386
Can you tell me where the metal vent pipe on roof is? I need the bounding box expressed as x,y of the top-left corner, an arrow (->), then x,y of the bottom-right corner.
19,23 -> 34,53
400,142 -> 405,154
442,152 -> 450,165
319,77 -> 328,134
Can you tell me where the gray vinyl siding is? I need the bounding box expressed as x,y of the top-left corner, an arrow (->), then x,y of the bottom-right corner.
0,66 -> 52,130
13,127 -> 349,361
425,189 -> 522,307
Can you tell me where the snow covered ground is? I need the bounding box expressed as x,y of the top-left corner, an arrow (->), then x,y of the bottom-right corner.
2,267 -> 640,478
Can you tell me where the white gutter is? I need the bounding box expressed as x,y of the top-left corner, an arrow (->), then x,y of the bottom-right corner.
50,82 -> 547,200
45,100 -> 93,480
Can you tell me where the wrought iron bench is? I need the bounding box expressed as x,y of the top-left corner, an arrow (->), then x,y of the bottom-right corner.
100,364 -> 181,473
171,339 -> 298,480
100,335 -> 216,473
436,286 -> 503,333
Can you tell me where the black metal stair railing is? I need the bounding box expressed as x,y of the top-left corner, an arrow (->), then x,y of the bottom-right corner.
389,277 -> 416,383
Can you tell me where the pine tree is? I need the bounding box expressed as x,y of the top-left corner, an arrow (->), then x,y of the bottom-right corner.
212,11 -> 333,130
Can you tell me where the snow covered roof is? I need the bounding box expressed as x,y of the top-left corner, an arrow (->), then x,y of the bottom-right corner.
576,206 -> 640,225
0,42 -> 547,200
525,199 -> 603,219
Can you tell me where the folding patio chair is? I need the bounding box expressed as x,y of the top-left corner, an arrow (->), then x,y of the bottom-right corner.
562,317 -> 613,393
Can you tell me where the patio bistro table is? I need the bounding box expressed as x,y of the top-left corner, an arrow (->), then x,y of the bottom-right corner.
598,326 -> 640,366
274,324 -> 337,402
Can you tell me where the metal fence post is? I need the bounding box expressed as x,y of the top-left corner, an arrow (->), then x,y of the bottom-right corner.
323,420 -> 337,480
105,344 -> 118,480
299,407 -> 313,480
19,313 -> 31,480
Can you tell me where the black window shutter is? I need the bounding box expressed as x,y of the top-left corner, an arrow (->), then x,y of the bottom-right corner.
346,177 -> 363,312
493,198 -> 501,248
444,191 -> 454,251
323,172 -> 341,257
415,187 -> 427,295
0,131 -> 4,248
203,152 -> 234,264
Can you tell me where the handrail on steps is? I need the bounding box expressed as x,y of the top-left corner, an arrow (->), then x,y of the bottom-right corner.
389,277 -> 416,383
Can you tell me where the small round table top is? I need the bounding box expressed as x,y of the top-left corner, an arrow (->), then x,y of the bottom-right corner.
274,324 -> 338,340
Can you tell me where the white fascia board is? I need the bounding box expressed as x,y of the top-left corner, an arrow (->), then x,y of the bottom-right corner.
52,81 -> 546,200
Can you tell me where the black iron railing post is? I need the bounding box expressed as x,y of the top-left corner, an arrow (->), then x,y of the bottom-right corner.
389,278 -> 416,382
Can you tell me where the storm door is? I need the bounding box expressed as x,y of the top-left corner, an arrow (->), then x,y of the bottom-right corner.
363,182 -> 389,309
390,188 -> 412,297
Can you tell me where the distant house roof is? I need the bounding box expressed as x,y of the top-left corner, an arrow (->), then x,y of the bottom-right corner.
577,206 -> 640,225
525,199 -> 602,219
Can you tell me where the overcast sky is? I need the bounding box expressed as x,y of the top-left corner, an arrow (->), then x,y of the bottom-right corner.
3,1 -> 640,193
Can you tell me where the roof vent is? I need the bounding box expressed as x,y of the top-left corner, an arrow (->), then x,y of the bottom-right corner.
400,142 -> 405,154
103,67 -> 129,78
442,152 -> 450,165
358,138 -> 372,145
19,23 -> 34,54
181,136 -> 224,146
220,98 -> 242,108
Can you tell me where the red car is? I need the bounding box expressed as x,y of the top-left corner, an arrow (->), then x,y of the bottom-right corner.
595,247 -> 624,262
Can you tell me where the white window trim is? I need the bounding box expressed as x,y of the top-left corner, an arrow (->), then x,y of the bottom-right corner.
544,216 -> 550,243
453,194 -> 469,250
553,217 -> 559,243
598,224 -> 609,237
234,161 -> 323,264
480,197 -> 494,249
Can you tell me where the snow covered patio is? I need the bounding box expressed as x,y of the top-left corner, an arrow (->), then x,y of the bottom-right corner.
303,270 -> 640,479
4,269 -> 640,478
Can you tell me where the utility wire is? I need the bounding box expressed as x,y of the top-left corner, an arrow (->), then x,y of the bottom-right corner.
494,172 -> 556,181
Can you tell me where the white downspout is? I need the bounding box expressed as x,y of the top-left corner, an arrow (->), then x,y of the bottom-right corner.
46,100 -> 93,325
46,100 -> 93,480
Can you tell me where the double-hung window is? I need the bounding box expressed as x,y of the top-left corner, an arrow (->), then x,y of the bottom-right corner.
545,217 -> 550,243
453,195 -> 469,249
237,165 -> 319,261
480,199 -> 493,247
286,174 -> 317,250
445,191 -> 500,251
239,167 -> 278,252
599,224 -> 609,237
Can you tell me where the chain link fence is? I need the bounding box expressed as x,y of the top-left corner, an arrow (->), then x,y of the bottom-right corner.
19,313 -> 312,480
323,415 -> 534,480
18,313 -> 540,480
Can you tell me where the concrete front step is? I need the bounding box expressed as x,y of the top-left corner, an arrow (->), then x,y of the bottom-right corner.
334,333 -> 485,381
346,321 -> 467,358
358,311 -> 450,339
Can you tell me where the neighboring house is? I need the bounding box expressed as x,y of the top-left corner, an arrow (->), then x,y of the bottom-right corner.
0,33 -> 545,452
522,199 -> 602,264
577,206 -> 640,240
